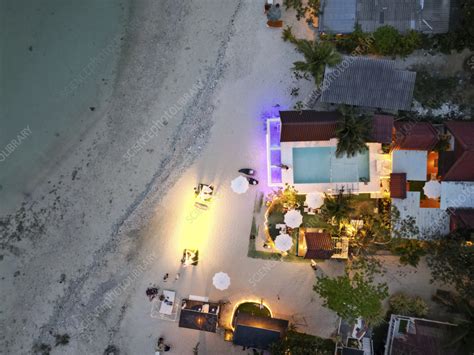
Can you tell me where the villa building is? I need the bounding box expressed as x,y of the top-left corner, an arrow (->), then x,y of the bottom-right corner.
390,121 -> 474,238
266,109 -> 474,239
318,0 -> 453,34
384,314 -> 458,355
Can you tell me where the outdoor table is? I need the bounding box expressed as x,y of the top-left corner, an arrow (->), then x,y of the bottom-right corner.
159,290 -> 176,315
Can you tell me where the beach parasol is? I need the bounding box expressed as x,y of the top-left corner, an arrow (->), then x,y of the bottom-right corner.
284,209 -> 303,228
423,180 -> 441,199
305,193 -> 324,209
212,272 -> 231,290
231,176 -> 249,194
274,233 -> 293,252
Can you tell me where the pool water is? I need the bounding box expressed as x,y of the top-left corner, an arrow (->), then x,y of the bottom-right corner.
292,147 -> 370,184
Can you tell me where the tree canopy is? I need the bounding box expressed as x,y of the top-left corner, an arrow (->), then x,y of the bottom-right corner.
320,192 -> 354,225
335,107 -> 372,158
426,232 -> 474,300
292,40 -> 341,84
314,271 -> 388,326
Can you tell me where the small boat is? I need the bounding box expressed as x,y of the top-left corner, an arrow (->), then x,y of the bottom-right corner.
238,168 -> 255,176
247,177 -> 259,185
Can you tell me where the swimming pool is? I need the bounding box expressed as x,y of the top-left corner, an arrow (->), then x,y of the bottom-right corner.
292,147 -> 370,184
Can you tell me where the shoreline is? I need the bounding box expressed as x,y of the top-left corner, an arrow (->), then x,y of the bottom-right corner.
1,0 -> 243,353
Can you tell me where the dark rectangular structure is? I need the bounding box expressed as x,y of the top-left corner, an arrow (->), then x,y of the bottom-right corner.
233,314 -> 288,350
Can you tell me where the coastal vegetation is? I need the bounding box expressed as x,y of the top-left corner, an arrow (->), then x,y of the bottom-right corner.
335,107 -> 371,158
320,25 -> 421,57
270,327 -> 334,355
314,270 -> 388,326
426,231 -> 474,299
320,192 -> 354,225
390,238 -> 426,267
282,28 -> 341,84
388,293 -> 429,317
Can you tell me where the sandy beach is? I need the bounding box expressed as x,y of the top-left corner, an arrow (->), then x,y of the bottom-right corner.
0,1 -> 450,354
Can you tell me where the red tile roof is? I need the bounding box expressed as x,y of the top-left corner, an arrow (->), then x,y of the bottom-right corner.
446,121 -> 474,150
394,122 -> 439,151
443,121 -> 474,181
372,115 -> 394,144
390,173 -> 407,199
304,232 -> 334,259
449,209 -> 474,231
280,110 -> 394,143
280,111 -> 340,142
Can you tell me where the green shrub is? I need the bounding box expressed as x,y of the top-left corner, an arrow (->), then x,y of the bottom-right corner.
398,30 -> 422,56
390,238 -> 427,267
373,26 -> 401,55
282,26 -> 297,44
270,329 -> 334,355
389,293 -> 429,317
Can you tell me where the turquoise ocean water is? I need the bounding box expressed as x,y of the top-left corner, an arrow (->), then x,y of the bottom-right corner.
0,0 -> 128,212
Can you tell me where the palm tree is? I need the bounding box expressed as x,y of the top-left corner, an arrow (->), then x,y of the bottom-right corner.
292,40 -> 341,84
320,192 -> 354,225
335,107 -> 372,158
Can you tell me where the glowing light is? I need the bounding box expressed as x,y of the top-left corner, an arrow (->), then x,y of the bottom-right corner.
171,184 -> 216,261
229,299 -> 274,330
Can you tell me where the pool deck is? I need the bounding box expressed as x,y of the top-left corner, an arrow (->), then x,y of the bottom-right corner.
280,139 -> 389,195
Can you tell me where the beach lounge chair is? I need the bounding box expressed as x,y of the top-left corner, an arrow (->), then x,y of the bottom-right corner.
159,290 -> 176,316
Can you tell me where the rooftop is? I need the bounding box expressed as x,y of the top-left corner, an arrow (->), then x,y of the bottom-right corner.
178,299 -> 220,333
280,111 -> 340,142
390,173 -> 407,199
440,182 -> 474,210
393,122 -> 439,151
392,192 -> 449,238
385,315 -> 458,355
442,121 -> 474,181
392,150 -> 428,181
232,313 -> 288,350
450,208 -> 474,231
319,0 -> 452,34
320,57 -> 416,111
279,110 -> 394,143
304,232 -> 334,259
319,0 -> 357,33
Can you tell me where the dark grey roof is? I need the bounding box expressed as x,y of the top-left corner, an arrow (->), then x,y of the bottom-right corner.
357,0 -> 418,33
319,0 -> 357,33
320,57 -> 416,111
319,0 -> 451,34
232,314 -> 288,350
419,0 -> 452,33
357,0 -> 451,34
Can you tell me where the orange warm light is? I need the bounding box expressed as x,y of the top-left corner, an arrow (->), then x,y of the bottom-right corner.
229,300 -> 274,330
173,187 -> 214,258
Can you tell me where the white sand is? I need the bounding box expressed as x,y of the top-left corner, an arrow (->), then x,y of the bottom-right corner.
0,1 -> 452,354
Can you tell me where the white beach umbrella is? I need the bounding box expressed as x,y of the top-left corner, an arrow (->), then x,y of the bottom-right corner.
231,176 -> 249,194
284,209 -> 303,228
212,272 -> 231,290
274,233 -> 293,252
305,193 -> 324,209
423,180 -> 441,199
